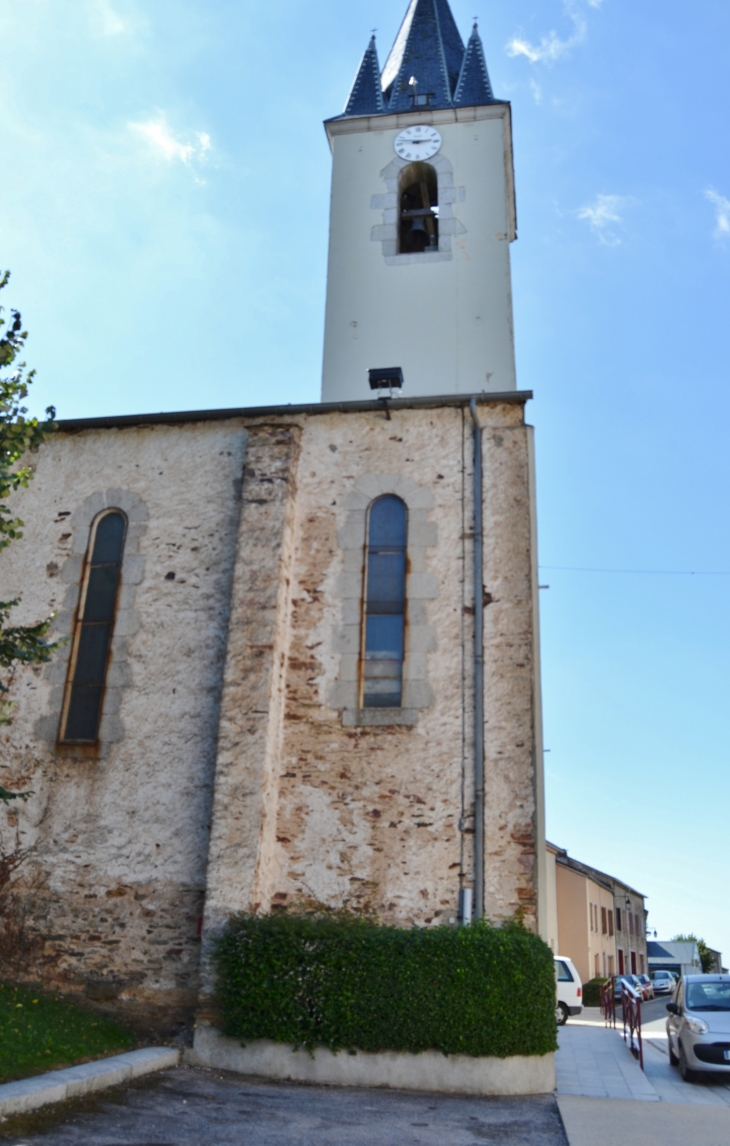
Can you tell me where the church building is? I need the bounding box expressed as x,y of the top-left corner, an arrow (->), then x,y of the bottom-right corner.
0,0 -> 546,1026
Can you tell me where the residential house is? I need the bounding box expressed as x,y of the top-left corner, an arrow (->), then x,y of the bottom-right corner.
648,941 -> 701,978
546,844 -> 648,983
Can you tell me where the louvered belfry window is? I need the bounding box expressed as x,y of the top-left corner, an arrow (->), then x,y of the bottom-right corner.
60,511 -> 127,743
362,496 -> 407,708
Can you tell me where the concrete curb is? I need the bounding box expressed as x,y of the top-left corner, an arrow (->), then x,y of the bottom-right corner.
0,1047 -> 180,1118
188,1027 -> 556,1096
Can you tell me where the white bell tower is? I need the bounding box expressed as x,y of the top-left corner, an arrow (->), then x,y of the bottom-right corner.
321,1 -> 518,403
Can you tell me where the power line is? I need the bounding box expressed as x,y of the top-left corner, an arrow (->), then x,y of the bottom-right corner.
539,565 -> 730,576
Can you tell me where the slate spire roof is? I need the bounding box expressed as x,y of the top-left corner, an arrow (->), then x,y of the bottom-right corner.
454,22 -> 495,107
337,0 -> 498,119
344,35 -> 386,117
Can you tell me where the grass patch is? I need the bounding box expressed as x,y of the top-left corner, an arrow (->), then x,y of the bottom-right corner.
0,981 -> 137,1084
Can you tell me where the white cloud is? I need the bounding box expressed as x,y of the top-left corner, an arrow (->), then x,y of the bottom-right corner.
576,193 -> 630,245
705,189 -> 730,242
506,0 -> 602,65
129,115 -> 212,170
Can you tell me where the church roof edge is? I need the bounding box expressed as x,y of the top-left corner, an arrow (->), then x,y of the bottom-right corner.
56,391 -> 533,432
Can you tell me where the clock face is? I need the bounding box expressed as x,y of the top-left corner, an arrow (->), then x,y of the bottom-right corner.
394,126 -> 442,162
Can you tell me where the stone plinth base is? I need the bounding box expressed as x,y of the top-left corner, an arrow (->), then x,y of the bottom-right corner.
189,1026 -> 555,1096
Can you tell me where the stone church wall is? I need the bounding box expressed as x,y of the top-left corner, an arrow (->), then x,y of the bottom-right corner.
0,420 -> 248,1023
201,398 -> 542,1002
0,398 -> 542,1022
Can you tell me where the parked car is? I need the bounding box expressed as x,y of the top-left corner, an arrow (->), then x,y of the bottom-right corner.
651,970 -> 676,995
637,974 -> 654,1000
555,956 -> 583,1026
666,974 -> 730,1082
613,974 -> 642,1002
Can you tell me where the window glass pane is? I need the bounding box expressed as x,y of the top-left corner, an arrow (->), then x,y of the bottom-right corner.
369,496 -> 407,547
365,615 -> 404,658
61,511 -> 126,744
363,682 -> 402,707
82,565 -> 121,622
556,960 -> 573,982
366,552 -> 406,612
363,497 -> 407,710
63,684 -> 104,743
73,623 -> 112,684
92,512 -> 126,564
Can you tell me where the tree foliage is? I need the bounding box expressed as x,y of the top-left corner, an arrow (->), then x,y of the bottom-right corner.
0,271 -> 59,761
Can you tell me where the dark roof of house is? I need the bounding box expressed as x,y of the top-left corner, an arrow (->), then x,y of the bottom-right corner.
647,942 -> 676,959
549,842 -> 646,901
337,0 -> 498,120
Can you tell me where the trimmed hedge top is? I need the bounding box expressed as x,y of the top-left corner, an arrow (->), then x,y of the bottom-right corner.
214,913 -> 557,1059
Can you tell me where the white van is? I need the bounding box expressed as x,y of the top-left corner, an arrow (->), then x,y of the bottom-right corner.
555,956 -> 583,1025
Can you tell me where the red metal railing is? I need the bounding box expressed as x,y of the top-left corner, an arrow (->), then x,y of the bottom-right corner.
600,977 -> 643,1070
621,981 -> 644,1070
600,978 -> 616,1028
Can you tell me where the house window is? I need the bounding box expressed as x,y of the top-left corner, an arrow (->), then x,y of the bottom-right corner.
616,907 -> 622,933
362,495 -> 407,708
398,162 -> 439,254
608,910 -> 614,937
630,950 -> 637,974
60,510 -> 127,744
608,955 -> 615,976
618,949 -> 624,974
601,907 -> 607,935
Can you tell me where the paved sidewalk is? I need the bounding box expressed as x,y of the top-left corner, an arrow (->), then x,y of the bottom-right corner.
557,1008 -> 730,1105
556,1009 -> 730,1145
555,1015 -> 657,1101
557,1095 -> 730,1146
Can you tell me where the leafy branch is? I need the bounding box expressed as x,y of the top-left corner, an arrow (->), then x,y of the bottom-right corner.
0,271 -> 60,760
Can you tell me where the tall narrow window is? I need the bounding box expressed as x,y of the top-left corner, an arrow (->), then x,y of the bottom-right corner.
362,496 -> 407,708
398,162 -> 439,254
60,511 -> 127,744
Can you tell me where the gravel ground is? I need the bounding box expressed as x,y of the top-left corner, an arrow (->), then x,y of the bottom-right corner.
1,1067 -> 567,1145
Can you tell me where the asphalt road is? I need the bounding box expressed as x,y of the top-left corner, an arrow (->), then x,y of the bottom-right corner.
0,1067 -> 568,1146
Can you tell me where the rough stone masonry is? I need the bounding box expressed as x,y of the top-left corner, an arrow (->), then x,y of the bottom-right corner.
0,394 -> 544,1025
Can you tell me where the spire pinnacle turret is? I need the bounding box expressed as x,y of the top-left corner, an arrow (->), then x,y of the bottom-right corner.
454,22 -> 495,107
336,0 -> 499,120
343,34 -> 386,117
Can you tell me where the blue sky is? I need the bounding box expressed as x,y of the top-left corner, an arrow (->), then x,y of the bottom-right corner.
3,0 -> 730,960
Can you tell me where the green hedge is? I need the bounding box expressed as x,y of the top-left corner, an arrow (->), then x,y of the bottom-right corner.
213,913 -> 557,1059
582,977 -> 608,1007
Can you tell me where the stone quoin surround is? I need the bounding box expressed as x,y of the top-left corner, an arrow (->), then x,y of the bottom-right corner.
329,471 -> 438,727
35,488 -> 149,757
370,152 -> 467,265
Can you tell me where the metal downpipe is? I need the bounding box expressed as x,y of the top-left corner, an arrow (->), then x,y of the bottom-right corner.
469,399 -> 485,920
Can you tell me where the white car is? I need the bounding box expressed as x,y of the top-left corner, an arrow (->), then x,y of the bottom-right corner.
555,956 -> 583,1026
651,970 -> 676,995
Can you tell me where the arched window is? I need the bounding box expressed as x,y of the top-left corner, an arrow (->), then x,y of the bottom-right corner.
362,496 -> 407,708
60,510 -> 127,744
398,162 -> 439,254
